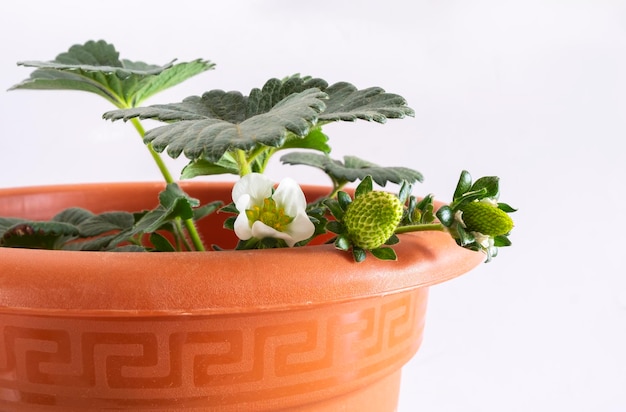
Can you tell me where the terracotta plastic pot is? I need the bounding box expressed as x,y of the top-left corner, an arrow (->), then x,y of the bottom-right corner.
0,182 -> 483,411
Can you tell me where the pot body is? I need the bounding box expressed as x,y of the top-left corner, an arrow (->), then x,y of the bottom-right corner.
0,182 -> 483,411
0,288 -> 426,411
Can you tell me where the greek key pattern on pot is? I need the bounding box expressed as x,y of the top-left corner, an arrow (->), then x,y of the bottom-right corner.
0,291 -> 426,408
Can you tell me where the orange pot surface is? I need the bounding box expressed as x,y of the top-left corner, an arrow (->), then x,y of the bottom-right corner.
0,182 -> 483,411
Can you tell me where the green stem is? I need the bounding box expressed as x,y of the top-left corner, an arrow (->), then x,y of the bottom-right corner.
129,119 -> 175,183
129,117 -> 206,251
235,149 -> 252,176
183,218 -> 205,251
327,180 -> 348,200
246,146 -> 273,173
394,223 -> 446,235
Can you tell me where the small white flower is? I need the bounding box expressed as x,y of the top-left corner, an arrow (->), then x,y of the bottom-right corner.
454,210 -> 466,228
472,231 -> 493,249
472,231 -> 497,260
232,173 -> 315,247
479,197 -> 499,207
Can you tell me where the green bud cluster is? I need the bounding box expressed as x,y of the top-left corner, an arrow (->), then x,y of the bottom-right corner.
460,201 -> 514,236
343,191 -> 403,250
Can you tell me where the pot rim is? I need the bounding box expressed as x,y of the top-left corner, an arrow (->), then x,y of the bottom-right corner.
0,182 -> 484,316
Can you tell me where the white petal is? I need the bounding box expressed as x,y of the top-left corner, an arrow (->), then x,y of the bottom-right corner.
233,208 -> 253,240
454,210 -> 466,228
232,173 -> 273,204
272,177 -> 307,216
284,211 -> 316,246
480,197 -> 499,207
473,232 -> 492,248
231,174 -> 313,247
234,193 -> 251,214
250,221 -> 294,244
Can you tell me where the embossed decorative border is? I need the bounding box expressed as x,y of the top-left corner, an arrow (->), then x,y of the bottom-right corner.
0,289 -> 428,410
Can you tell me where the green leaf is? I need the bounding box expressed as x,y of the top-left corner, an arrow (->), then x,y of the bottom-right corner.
140,88 -> 327,162
401,194 -> 434,227
337,191 -> 352,211
193,201 -> 223,221
355,175 -> 373,198
52,207 -> 95,226
310,215 -> 327,234
436,205 -> 454,227
370,247 -> 398,261
338,156 -> 423,186
352,247 -> 367,262
280,152 -> 423,187
111,208 -> 164,243
415,194 -> 434,211
421,202 -> 435,224
279,151 -> 328,170
453,188 -> 489,208
150,232 -> 176,252
110,245 -> 147,252
63,235 -> 113,251
406,196 -> 418,224
223,216 -> 236,231
104,75 -> 413,161
319,82 -> 414,123
105,89 -> 248,122
498,202 -> 518,213
158,183 -> 200,221
0,221 -> 79,249
76,211 -> 135,237
131,59 -> 215,106
456,225 -> 475,247
220,202 -> 239,214
104,74 -> 412,124
248,76 -> 329,117
453,170 -> 473,201
278,76 -> 413,123
326,221 -> 345,234
334,235 -> 351,251
1,208 -> 136,251
398,180 -> 412,204
413,194 -> 435,224
324,198 -> 344,220
280,127 -> 331,153
19,40 -> 148,75
494,235 -> 512,247
10,40 -> 214,107
103,76 -> 327,123
180,158 -> 239,179
471,176 -> 500,199
105,184 -> 201,247
0,217 -> 27,237
385,234 -> 400,245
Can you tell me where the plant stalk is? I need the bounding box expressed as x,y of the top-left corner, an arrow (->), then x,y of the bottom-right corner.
235,149 -> 252,176
129,118 -> 206,251
129,119 -> 175,183
394,223 -> 446,235
183,218 -> 205,251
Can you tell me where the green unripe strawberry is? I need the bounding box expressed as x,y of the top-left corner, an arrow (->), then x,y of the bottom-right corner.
460,201 -> 514,236
343,191 -> 403,249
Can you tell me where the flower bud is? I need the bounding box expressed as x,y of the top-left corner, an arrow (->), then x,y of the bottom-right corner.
459,201 -> 514,237
343,191 -> 403,249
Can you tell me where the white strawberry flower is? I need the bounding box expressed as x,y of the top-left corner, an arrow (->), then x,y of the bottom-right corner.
232,173 -> 315,247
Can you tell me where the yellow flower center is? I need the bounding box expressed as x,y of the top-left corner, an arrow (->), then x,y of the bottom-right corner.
246,197 -> 294,231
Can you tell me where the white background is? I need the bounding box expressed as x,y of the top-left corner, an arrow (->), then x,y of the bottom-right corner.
1,1 -> 625,411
